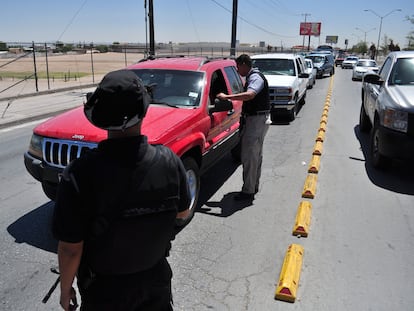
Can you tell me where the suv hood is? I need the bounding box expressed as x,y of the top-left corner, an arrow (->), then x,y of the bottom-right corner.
311,62 -> 324,68
388,85 -> 414,111
34,105 -> 198,143
264,75 -> 299,87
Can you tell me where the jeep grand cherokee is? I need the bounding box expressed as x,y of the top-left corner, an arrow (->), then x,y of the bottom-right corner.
24,56 -> 244,225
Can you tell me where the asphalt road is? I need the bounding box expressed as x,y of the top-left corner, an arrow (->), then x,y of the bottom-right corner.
1,68 -> 414,310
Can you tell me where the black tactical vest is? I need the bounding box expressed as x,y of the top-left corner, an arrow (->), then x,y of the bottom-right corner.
68,141 -> 182,275
242,69 -> 270,115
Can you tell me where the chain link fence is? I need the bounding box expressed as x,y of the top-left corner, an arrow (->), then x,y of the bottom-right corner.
0,41 -> 298,97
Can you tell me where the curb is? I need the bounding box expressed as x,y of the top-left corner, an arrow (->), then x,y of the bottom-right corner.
0,83 -> 97,129
0,83 -> 97,102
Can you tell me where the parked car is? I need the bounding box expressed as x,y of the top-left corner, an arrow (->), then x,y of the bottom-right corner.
251,53 -> 309,121
359,51 -> 414,168
304,58 -> 316,89
305,53 -> 335,78
24,56 -> 245,225
341,56 -> 359,69
352,59 -> 379,81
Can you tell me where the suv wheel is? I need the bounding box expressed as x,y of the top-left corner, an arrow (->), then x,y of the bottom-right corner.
359,103 -> 371,132
42,181 -> 57,201
370,121 -> 391,169
299,91 -> 306,105
289,101 -> 297,121
176,157 -> 200,227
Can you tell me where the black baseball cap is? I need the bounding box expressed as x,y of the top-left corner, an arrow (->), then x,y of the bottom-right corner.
84,69 -> 150,130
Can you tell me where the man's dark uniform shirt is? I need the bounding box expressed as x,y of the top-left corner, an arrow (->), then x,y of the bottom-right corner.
53,135 -> 190,306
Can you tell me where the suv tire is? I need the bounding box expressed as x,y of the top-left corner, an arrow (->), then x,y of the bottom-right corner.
176,157 -> 200,227
42,181 -> 57,201
370,121 -> 391,169
359,103 -> 371,132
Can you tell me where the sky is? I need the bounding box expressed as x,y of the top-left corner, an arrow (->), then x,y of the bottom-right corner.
1,0 -> 413,50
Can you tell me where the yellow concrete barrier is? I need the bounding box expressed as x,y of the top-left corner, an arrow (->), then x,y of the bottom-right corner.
316,129 -> 325,142
275,244 -> 305,303
302,173 -> 317,198
292,201 -> 312,237
313,141 -> 323,155
308,155 -> 321,173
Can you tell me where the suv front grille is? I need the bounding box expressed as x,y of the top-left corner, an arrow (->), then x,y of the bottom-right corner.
268,87 -> 292,104
43,138 -> 98,168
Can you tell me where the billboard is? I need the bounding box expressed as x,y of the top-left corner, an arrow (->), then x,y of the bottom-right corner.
300,22 -> 321,36
325,36 -> 338,44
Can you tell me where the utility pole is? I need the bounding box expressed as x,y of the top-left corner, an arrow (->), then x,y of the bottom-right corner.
302,13 -> 311,51
148,0 -> 155,57
144,0 -> 148,57
230,0 -> 238,57
32,41 -> 38,92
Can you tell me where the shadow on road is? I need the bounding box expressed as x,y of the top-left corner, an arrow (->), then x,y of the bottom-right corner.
196,153 -> 252,217
6,154 -> 241,252
354,125 -> 414,195
7,201 -> 58,253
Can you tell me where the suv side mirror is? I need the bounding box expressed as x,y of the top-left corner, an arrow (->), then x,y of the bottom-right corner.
363,73 -> 384,86
209,99 -> 233,114
86,92 -> 93,101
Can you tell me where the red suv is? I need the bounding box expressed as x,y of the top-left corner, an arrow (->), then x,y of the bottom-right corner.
24,56 -> 244,224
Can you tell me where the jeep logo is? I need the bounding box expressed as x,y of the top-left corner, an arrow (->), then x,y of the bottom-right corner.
72,134 -> 85,140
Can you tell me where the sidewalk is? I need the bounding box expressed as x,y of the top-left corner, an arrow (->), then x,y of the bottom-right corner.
0,76 -> 101,129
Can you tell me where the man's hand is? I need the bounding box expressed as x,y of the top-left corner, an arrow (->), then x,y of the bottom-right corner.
216,92 -> 228,100
60,286 -> 78,310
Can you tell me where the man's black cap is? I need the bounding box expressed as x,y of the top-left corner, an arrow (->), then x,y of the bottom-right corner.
84,69 -> 150,130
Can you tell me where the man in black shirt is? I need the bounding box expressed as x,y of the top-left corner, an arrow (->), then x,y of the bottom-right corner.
53,69 -> 191,311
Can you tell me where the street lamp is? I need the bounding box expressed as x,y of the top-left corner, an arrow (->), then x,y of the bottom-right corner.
364,8 -> 402,59
355,27 -> 376,46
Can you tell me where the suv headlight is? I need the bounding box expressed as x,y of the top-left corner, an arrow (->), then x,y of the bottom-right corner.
382,109 -> 408,133
28,134 -> 44,159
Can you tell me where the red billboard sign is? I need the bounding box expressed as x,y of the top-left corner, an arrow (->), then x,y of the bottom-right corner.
300,22 -> 321,36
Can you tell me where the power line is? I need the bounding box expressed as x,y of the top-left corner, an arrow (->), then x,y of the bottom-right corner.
56,0 -> 88,42
209,0 -> 295,38
185,0 -> 201,42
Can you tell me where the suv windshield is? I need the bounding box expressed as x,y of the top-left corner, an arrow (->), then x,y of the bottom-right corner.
306,55 -> 325,64
389,58 -> 414,86
252,59 -> 296,76
132,69 -> 204,107
357,60 -> 377,67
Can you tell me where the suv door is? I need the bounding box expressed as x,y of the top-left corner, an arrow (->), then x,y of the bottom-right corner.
206,68 -> 242,145
295,57 -> 308,100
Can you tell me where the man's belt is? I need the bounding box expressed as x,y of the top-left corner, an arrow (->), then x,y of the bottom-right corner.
242,110 -> 269,116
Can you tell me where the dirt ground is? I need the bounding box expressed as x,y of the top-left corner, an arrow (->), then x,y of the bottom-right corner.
0,52 -> 146,76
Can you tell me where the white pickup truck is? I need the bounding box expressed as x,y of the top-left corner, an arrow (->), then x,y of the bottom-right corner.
251,53 -> 309,121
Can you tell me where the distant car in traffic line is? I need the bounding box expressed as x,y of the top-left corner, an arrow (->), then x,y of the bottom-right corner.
335,52 -> 347,67
305,53 -> 335,78
352,59 -> 379,81
342,56 -> 359,69
304,58 -> 316,89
